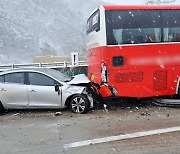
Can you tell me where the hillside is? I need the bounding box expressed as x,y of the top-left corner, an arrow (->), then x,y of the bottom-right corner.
0,0 -> 104,64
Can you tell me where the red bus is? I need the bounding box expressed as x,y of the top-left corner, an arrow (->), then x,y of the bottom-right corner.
87,5 -> 180,104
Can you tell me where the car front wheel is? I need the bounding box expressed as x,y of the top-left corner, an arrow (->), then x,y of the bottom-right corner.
70,94 -> 90,114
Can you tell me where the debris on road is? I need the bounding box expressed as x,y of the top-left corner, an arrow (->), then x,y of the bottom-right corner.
13,113 -> 20,116
140,112 -> 151,116
54,112 -> 63,116
112,147 -> 116,152
103,104 -> 108,113
65,124 -> 71,127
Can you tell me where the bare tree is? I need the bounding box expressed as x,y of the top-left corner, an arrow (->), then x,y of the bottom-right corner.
144,0 -> 176,5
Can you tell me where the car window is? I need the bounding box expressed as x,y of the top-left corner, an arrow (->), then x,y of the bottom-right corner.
0,75 -> 4,83
28,72 -> 55,86
44,69 -> 71,82
5,73 -> 24,84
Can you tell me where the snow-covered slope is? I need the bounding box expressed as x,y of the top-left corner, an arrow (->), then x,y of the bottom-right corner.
0,0 -> 104,64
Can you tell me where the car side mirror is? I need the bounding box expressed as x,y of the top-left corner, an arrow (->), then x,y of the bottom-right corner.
55,84 -> 59,92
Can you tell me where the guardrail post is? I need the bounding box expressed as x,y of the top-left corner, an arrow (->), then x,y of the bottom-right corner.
64,61 -> 67,67
39,63 -> 42,67
71,52 -> 79,66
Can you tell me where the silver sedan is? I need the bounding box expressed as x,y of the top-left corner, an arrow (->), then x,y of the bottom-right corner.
0,68 -> 93,114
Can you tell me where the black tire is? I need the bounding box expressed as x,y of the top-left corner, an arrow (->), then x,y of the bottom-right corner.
0,102 -> 4,115
70,94 -> 90,114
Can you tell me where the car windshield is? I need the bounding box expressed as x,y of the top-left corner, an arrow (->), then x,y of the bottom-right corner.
43,69 -> 71,82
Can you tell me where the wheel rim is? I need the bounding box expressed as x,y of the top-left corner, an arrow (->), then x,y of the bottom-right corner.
71,97 -> 86,113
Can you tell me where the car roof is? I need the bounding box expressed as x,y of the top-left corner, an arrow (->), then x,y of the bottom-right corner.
0,67 -> 55,74
0,67 -> 71,82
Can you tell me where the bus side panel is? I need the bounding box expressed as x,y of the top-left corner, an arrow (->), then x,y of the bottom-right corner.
109,67 -> 176,97
106,44 -> 180,98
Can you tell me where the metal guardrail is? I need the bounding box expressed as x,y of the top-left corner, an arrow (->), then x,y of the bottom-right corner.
0,61 -> 88,71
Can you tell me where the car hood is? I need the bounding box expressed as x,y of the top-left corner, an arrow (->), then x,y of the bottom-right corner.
67,74 -> 90,85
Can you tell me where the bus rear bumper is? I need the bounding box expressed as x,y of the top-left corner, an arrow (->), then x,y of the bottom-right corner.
99,84 -> 117,97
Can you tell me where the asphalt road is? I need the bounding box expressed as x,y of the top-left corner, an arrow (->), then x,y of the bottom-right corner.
0,102 -> 180,154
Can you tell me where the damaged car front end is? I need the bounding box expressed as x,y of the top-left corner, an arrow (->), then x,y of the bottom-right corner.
55,74 -> 94,114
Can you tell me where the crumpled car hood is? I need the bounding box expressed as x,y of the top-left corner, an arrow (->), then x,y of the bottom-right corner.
67,74 -> 90,85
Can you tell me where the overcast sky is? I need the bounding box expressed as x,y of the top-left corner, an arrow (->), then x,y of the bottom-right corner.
103,0 -> 180,5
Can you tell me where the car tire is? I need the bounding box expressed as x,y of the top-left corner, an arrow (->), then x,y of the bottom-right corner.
0,102 -> 4,115
70,94 -> 90,114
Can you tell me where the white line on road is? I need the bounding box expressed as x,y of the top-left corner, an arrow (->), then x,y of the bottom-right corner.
64,126 -> 180,149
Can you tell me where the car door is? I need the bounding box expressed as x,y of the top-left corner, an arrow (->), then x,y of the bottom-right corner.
26,72 -> 62,108
0,72 -> 28,108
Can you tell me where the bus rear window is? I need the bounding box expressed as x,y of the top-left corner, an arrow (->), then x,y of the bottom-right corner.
87,10 -> 100,34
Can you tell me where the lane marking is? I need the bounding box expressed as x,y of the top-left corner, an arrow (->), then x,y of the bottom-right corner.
64,126 -> 180,149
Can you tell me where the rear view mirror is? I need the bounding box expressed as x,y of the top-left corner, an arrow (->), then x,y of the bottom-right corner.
55,84 -> 59,92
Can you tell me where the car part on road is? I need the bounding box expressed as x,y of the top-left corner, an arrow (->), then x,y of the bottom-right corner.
140,112 -> 151,116
70,94 -> 90,114
54,111 -> 63,116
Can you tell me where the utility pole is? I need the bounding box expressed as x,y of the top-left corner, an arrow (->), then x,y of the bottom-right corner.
144,0 -> 176,5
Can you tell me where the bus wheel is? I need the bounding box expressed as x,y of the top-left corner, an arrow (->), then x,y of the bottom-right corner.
70,94 -> 90,114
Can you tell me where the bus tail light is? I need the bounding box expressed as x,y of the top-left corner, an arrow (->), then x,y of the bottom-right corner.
99,84 -> 118,97
101,63 -> 108,83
